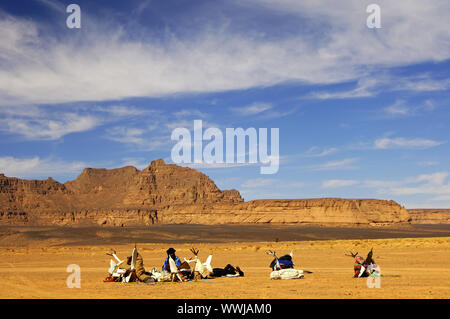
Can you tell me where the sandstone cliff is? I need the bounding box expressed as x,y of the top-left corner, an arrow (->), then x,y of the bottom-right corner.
160,198 -> 411,226
408,209 -> 450,224
0,160 -> 413,226
0,160 -> 242,226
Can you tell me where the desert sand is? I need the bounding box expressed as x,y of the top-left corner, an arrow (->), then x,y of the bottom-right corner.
1,225 -> 449,299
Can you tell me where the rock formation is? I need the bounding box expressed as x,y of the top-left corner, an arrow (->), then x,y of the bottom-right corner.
161,198 -> 411,226
0,160 -> 242,226
408,209 -> 450,224
0,159 -> 414,226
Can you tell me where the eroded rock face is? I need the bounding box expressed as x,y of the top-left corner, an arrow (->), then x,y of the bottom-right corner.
0,160 -> 242,226
0,161 -> 412,226
408,209 -> 450,224
159,198 -> 411,225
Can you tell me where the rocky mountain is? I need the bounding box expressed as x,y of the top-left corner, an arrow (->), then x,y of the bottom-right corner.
0,159 -> 414,226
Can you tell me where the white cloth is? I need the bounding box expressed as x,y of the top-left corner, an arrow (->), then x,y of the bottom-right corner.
270,269 -> 304,280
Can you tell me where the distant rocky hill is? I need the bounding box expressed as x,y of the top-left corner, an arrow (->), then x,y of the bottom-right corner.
408,209 -> 450,224
0,159 -> 413,226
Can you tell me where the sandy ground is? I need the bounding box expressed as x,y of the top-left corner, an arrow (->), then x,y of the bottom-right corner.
1,236 -> 449,299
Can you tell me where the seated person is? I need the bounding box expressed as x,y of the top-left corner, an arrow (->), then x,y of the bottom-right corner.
162,247 -> 181,271
135,252 -> 155,283
354,249 -> 376,278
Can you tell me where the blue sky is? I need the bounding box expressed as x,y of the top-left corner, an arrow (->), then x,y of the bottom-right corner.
0,0 -> 449,208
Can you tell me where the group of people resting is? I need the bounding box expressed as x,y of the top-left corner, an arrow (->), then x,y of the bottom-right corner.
104,246 -> 378,283
104,247 -> 244,283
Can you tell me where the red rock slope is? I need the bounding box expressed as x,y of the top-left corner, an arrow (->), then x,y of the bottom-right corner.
0,159 -> 411,226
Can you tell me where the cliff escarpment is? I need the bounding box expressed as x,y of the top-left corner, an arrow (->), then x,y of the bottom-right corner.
0,160 -> 413,226
408,209 -> 450,224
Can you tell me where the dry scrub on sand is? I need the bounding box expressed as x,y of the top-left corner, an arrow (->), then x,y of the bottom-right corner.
0,237 -> 449,299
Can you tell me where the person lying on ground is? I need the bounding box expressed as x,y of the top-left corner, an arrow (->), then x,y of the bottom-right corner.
210,264 -> 244,278
105,249 -> 155,283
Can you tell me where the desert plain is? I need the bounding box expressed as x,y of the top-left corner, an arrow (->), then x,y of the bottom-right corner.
1,224 -> 449,299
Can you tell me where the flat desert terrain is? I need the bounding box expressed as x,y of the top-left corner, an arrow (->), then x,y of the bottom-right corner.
0,225 -> 449,299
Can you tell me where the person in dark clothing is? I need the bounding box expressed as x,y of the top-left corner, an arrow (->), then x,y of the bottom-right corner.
270,253 -> 294,271
364,249 -> 375,265
162,247 -> 182,271
352,249 -> 376,278
211,264 -> 244,277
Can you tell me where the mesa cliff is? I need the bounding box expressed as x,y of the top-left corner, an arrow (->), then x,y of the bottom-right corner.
408,209 -> 450,224
0,159 -> 412,226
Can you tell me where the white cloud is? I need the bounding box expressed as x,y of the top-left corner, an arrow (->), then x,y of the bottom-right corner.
304,146 -> 338,157
105,126 -> 167,151
374,137 -> 444,149
383,99 -> 440,117
364,172 -> 450,198
0,0 -> 449,105
174,109 -> 209,119
120,157 -> 149,170
418,161 -> 439,167
396,77 -> 450,92
311,77 -> 377,99
306,158 -> 359,171
0,156 -> 85,179
0,104 -> 160,141
241,178 -> 275,188
239,178 -> 304,200
0,113 -> 99,140
311,73 -> 450,101
95,105 -> 149,117
322,179 -> 358,188
384,100 -> 411,116
230,103 -> 273,116
431,195 -> 450,201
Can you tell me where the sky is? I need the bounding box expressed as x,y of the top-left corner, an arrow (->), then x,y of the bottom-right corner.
0,0 -> 449,208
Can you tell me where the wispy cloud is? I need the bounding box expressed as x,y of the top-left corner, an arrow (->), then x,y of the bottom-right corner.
384,100 -> 411,116
396,76 -> 450,92
310,73 -> 450,101
230,103 -> 273,116
0,156 -> 86,179
311,77 -> 377,100
105,126 -> 167,151
322,179 -> 359,188
239,178 -> 304,200
1,0 -> 449,105
383,99 -> 439,117
120,157 -> 150,170
374,137 -> 444,149
174,109 -> 209,119
431,195 -> 450,201
304,146 -> 338,157
361,172 -> 450,200
95,105 -> 151,117
0,104 -> 156,141
0,112 -> 99,140
418,161 -> 440,167
306,158 -> 359,171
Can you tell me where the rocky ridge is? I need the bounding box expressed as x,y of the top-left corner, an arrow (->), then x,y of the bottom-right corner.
0,160 -> 414,226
